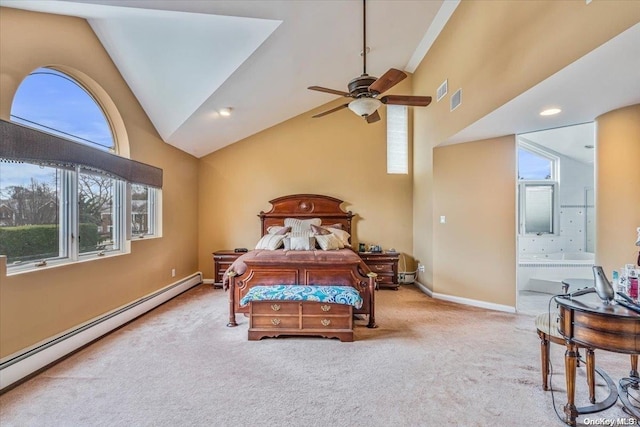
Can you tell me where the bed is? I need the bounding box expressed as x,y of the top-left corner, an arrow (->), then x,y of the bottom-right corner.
224,194 -> 377,331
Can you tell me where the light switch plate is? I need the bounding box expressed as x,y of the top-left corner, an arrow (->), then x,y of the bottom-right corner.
440,216 -> 446,224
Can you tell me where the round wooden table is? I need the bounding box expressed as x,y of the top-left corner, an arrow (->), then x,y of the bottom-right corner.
554,293 -> 640,426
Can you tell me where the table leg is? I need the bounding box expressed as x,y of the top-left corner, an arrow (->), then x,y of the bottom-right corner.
587,349 -> 595,404
564,342 -> 579,426
631,354 -> 639,390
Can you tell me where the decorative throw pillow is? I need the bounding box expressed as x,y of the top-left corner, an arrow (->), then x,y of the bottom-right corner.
284,235 -> 316,251
326,227 -> 351,247
310,224 -> 331,235
255,234 -> 285,250
284,217 -> 322,233
315,233 -> 344,250
267,225 -> 291,235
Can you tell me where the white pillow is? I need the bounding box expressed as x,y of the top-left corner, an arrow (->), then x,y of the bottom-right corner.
284,217 -> 322,233
326,227 -> 350,247
315,233 -> 343,250
284,235 -> 316,251
255,234 -> 285,250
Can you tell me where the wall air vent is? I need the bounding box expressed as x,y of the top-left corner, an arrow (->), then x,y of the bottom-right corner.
450,88 -> 462,111
436,79 -> 448,102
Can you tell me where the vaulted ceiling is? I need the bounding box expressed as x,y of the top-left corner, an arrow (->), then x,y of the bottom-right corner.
1,0 -> 452,157
2,1 -> 639,161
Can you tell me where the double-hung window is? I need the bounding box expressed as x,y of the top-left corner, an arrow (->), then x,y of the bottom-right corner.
518,141 -> 559,236
0,67 -> 161,273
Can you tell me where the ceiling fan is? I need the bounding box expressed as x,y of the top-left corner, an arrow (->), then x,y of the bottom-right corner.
308,0 -> 432,124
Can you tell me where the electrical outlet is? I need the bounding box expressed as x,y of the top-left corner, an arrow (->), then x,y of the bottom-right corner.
418,264 -> 425,272
440,216 -> 446,224
171,268 -> 176,277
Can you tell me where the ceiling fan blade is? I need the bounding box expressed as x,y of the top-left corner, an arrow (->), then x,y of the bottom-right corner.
311,103 -> 350,118
308,86 -> 352,97
380,95 -> 432,107
368,68 -> 407,95
366,110 -> 381,124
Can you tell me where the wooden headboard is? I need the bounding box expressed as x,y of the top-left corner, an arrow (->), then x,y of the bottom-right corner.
258,194 -> 354,238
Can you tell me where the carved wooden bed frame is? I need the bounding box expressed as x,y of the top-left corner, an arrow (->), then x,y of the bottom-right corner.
226,194 -> 377,329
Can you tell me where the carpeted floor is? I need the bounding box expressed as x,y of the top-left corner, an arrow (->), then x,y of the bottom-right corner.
0,284 -> 636,426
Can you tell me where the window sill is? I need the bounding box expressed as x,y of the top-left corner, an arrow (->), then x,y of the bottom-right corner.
4,250 -> 129,277
131,234 -> 162,242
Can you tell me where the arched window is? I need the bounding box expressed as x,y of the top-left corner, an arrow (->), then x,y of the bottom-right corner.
1,67 -> 161,272
11,67 -> 115,152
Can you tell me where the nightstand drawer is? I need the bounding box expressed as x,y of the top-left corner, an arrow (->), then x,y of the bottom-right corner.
368,263 -> 393,273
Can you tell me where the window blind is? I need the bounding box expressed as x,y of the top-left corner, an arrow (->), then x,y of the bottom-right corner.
387,105 -> 408,174
0,119 -> 162,188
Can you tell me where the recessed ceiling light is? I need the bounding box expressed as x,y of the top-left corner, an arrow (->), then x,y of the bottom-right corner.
540,108 -> 561,116
219,107 -> 232,117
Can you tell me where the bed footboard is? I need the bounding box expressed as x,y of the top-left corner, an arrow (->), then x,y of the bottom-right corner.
227,260 -> 376,329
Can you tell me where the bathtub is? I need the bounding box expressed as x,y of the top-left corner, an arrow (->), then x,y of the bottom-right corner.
520,252 -> 595,262
518,252 -> 595,294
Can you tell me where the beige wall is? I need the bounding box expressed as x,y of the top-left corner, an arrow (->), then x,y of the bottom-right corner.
412,0 -> 640,302
595,104 -> 640,275
433,137 -> 516,307
0,8 -> 199,357
198,78 -> 415,279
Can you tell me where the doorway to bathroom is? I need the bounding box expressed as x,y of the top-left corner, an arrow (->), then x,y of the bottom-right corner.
516,122 -> 595,315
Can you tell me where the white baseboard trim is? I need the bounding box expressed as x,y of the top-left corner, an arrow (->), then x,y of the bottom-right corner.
202,278 -> 215,285
414,281 -> 516,313
0,272 -> 203,391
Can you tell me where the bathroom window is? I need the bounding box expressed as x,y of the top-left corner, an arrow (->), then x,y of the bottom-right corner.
518,142 -> 559,236
519,183 -> 558,235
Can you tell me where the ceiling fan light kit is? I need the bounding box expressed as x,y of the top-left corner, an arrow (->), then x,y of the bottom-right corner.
307,0 -> 432,124
349,97 -> 381,117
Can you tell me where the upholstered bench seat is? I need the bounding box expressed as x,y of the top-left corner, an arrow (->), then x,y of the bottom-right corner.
242,285 -> 361,342
240,284 -> 363,309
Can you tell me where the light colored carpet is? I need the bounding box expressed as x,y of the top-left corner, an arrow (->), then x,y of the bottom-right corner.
0,284 -> 636,426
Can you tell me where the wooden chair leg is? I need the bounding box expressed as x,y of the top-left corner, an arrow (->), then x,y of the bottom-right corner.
539,331 -> 550,391
631,354 -> 639,390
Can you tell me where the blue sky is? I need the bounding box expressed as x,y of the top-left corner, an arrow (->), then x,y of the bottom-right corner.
10,68 -> 113,150
518,148 -> 551,180
1,68 -> 114,192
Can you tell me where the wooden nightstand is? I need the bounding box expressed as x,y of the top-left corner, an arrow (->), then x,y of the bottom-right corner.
359,251 -> 400,290
212,250 -> 243,288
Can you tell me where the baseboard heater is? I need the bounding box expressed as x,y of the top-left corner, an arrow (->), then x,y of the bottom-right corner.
0,272 -> 203,392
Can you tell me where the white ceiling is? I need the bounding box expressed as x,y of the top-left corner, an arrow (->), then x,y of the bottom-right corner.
520,122 -> 595,165
1,0 -> 451,157
2,1 -> 638,160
